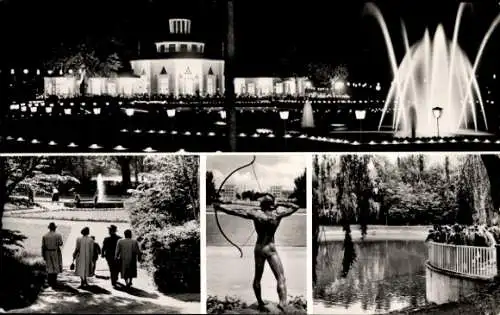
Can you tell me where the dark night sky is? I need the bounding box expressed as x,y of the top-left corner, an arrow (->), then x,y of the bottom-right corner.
1,0 -> 500,82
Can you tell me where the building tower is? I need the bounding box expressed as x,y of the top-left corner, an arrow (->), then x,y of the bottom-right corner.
130,17 -> 224,97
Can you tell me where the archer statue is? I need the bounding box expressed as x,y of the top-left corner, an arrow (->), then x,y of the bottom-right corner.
213,194 -> 300,312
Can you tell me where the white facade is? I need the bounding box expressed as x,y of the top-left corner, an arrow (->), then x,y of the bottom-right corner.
220,184 -> 237,201
44,76 -> 78,97
129,58 -> 224,96
234,77 -> 311,97
42,17 -> 336,98
268,185 -> 283,199
43,73 -> 315,98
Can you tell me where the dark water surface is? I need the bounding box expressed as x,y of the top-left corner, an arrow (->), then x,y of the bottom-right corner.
315,240 -> 428,314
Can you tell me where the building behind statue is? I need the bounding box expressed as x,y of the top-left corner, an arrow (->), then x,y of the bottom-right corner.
43,18 -> 343,99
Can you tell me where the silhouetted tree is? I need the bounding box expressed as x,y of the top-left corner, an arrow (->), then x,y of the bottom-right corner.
205,171 -> 217,205
290,169 -> 306,208
114,156 -> 132,192
305,62 -> 335,88
44,38 -> 122,76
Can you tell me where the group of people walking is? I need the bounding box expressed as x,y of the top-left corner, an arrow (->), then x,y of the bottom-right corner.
42,222 -> 142,289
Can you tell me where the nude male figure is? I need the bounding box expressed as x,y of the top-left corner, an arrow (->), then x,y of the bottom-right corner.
213,195 -> 300,311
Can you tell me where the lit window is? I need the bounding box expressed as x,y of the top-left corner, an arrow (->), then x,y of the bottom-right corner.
207,75 -> 215,95
122,79 -> 133,96
107,81 -> 117,96
159,76 -> 169,95
248,83 -> 256,95
275,83 -> 283,94
91,79 -> 102,95
183,67 -> 194,95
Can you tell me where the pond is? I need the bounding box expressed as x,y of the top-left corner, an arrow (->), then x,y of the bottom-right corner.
314,240 -> 428,314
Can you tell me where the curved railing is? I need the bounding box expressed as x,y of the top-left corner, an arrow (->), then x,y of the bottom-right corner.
427,241 -> 497,279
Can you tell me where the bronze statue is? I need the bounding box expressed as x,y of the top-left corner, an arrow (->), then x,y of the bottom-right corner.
213,195 -> 300,311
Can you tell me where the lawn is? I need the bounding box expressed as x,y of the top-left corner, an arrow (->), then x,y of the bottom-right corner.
3,221 -> 72,256
6,209 -> 130,223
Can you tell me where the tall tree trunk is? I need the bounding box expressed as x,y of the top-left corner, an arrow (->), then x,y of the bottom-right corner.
313,201 -> 319,285
117,157 -> 132,193
224,0 -> 236,151
0,66 -> 7,268
133,157 -> 139,186
481,155 -> 500,212
0,157 -> 5,232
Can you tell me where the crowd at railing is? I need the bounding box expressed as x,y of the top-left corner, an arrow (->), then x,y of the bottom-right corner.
426,224 -> 500,247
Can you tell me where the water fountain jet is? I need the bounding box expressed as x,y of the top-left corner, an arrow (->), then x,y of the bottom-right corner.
96,173 -> 105,202
64,174 -> 124,209
365,2 -> 500,137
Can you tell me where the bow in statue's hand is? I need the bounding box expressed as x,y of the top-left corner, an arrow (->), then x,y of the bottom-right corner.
215,155 -> 257,258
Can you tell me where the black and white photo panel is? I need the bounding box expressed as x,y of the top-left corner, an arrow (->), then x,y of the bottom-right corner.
205,154 -> 308,314
0,155 -> 200,313
4,1 -> 500,153
313,153 -> 500,314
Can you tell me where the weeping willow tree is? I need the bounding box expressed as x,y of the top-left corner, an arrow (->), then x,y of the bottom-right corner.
336,155 -> 373,277
313,155 -> 375,284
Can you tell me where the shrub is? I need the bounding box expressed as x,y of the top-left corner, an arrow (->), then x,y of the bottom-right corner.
0,249 -> 46,310
207,295 -> 307,314
207,295 -> 247,314
138,220 -> 200,293
127,156 -> 200,293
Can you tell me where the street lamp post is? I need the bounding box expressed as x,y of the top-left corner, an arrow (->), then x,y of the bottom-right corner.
279,110 -> 289,148
167,108 -> 176,146
355,109 -> 367,143
432,106 -> 443,138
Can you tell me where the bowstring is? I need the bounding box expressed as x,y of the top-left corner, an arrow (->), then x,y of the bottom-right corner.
241,159 -> 262,247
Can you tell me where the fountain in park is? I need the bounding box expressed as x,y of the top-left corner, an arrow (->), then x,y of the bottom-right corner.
96,173 -> 106,202
366,2 -> 500,137
64,173 -> 124,209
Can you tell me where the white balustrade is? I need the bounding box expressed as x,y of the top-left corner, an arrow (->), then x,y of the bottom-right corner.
428,241 -> 497,279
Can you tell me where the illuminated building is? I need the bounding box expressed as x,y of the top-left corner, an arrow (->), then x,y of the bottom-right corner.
43,17 -> 350,98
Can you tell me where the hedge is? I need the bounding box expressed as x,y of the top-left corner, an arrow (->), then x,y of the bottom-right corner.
137,220 -> 200,293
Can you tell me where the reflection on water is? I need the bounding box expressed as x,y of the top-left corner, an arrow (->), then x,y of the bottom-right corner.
314,240 -> 428,314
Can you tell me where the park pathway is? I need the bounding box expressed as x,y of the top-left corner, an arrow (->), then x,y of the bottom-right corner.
3,217 -> 200,314
8,268 -> 199,314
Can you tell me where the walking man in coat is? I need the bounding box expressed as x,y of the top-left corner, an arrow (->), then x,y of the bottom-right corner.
73,227 -> 94,288
115,229 -> 142,288
42,222 -> 63,288
102,225 -> 121,287
90,236 -> 101,276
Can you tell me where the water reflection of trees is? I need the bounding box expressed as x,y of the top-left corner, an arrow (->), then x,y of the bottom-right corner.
314,241 -> 428,312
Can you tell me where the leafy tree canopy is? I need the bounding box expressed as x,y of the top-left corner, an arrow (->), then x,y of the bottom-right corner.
44,37 -> 124,77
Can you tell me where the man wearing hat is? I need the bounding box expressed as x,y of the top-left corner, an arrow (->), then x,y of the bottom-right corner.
42,222 -> 63,287
101,225 -> 121,286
